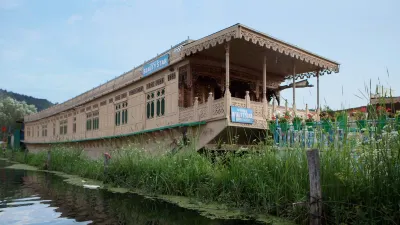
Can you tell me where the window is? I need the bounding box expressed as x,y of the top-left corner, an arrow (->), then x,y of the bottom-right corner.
115,102 -> 128,126
167,72 -> 176,81
53,123 -> 55,136
41,125 -> 48,137
27,127 -> 31,137
73,117 -> 76,133
92,111 -> 99,130
37,126 -> 39,137
147,88 -> 165,119
129,86 -> 143,96
87,111 -> 99,131
59,120 -> 68,135
146,78 -> 164,89
86,113 -> 92,131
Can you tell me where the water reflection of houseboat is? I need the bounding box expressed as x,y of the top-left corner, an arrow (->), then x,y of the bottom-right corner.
23,24 -> 339,157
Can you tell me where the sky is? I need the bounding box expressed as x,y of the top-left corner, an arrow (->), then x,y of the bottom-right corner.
0,0 -> 399,110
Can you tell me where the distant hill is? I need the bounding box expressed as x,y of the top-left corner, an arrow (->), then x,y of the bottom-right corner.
0,89 -> 53,111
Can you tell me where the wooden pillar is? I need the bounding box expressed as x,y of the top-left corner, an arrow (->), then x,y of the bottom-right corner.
255,81 -> 260,101
245,91 -> 251,108
292,63 -> 297,115
188,64 -> 193,106
224,42 -> 231,120
272,98 -> 276,113
193,97 -> 199,121
262,55 -> 269,119
207,92 -> 214,119
316,70 -> 320,122
307,149 -> 322,225
285,100 -> 288,112
225,43 -> 230,97
305,104 -> 309,119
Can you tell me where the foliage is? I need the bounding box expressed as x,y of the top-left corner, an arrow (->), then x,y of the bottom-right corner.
0,97 -> 37,130
5,118 -> 400,224
0,89 -> 53,111
279,111 -> 291,123
292,115 -> 302,122
377,105 -> 390,117
352,107 -> 367,120
305,114 -> 314,123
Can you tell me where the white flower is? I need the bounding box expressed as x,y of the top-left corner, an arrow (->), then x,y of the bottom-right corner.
274,111 -> 282,117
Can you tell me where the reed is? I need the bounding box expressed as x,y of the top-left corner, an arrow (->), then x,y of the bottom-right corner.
5,117 -> 400,224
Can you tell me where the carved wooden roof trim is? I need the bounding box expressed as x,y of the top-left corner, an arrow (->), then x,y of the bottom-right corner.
182,24 -> 340,74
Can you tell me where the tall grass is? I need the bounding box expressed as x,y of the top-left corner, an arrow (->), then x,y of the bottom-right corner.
4,124 -> 400,224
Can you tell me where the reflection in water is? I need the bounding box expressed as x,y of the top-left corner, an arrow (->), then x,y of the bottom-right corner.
0,160 -> 261,225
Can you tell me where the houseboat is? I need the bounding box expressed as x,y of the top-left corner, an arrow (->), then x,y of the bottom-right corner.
23,24 -> 340,158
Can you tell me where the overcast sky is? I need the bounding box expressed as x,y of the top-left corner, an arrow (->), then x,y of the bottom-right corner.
0,0 -> 399,110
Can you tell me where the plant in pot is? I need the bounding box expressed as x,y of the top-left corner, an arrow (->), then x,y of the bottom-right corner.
279,111 -> 291,132
305,114 -> 314,131
269,116 -> 277,133
292,115 -> 302,131
320,109 -> 333,132
354,107 -> 367,129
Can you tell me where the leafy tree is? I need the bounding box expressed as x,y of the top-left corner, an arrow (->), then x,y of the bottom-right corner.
0,97 -> 37,131
0,89 -> 53,111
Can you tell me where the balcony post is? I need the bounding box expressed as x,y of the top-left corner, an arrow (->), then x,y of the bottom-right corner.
245,91 -> 251,108
292,63 -> 297,115
272,98 -> 276,114
262,55 -> 269,120
193,97 -> 199,121
305,104 -> 309,119
207,92 -> 214,119
224,42 -> 231,120
316,70 -> 320,122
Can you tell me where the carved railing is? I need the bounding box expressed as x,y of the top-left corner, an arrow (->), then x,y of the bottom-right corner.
198,103 -> 208,120
178,92 -> 315,126
231,97 -> 246,108
178,92 -> 226,123
212,98 -> 225,118
179,107 -> 194,123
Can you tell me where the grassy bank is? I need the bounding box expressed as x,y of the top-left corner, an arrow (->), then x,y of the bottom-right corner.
3,131 -> 400,224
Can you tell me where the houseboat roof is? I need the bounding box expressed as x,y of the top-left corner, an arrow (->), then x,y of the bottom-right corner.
24,23 -> 340,123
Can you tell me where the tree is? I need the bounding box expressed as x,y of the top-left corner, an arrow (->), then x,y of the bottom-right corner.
0,97 -> 37,131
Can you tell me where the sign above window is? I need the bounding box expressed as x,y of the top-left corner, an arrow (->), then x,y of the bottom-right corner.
230,106 -> 254,124
142,54 -> 169,77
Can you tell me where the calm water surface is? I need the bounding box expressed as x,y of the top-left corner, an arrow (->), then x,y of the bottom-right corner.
0,159 -> 262,225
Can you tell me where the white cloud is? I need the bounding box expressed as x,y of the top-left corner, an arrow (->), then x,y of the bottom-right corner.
67,14 -> 83,25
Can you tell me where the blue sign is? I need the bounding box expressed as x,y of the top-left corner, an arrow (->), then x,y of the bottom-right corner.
230,106 -> 254,124
142,54 -> 169,77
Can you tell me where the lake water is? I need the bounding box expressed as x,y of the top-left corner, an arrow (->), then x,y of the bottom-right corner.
0,159 -> 262,225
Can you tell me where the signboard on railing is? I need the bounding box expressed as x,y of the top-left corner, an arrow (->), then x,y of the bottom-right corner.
230,106 -> 254,124
142,54 -> 169,77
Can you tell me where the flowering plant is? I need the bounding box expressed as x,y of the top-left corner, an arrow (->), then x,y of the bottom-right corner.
305,114 -> 314,123
292,115 -> 302,122
354,107 -> 367,120
279,111 -> 291,123
377,106 -> 390,116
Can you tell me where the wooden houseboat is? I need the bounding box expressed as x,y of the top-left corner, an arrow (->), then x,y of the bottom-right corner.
23,24 -> 340,158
